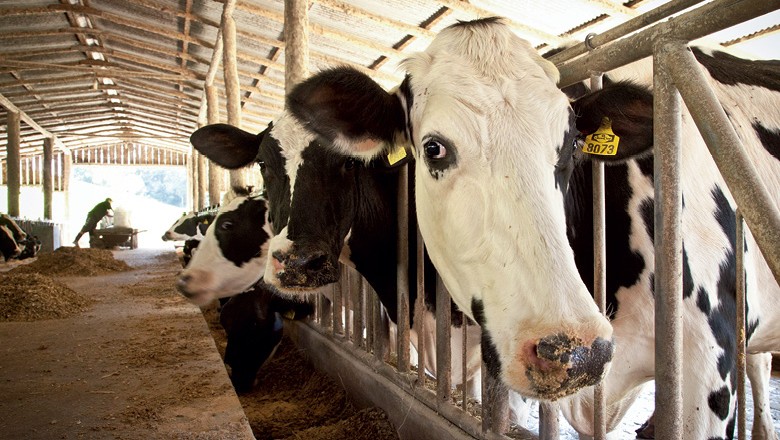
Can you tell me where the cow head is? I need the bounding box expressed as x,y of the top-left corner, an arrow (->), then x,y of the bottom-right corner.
279,17 -> 661,400
176,189 -> 271,305
162,211 -> 214,241
191,116 -> 408,297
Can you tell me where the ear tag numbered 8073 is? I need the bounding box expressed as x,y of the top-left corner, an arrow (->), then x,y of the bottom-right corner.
582,117 -> 620,156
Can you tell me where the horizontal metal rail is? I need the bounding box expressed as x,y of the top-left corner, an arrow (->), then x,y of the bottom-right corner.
556,0 -> 780,87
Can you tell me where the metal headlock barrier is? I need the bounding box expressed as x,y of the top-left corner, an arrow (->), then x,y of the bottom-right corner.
287,0 -> 780,438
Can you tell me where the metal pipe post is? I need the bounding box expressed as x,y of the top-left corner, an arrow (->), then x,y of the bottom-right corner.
653,39 -> 684,440
396,163 -> 410,373
436,273 -> 452,400
735,210 -> 746,439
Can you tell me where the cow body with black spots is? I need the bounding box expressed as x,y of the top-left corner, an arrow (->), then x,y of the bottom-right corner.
278,17 -> 780,439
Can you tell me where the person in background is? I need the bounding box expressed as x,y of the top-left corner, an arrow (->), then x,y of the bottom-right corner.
73,198 -> 113,247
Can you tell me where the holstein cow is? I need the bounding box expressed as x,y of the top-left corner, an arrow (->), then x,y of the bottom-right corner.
0,215 -> 40,261
162,211 -> 216,266
175,188 -> 313,393
275,17 -> 780,439
219,282 -> 313,393
190,116 -> 494,412
0,225 -> 21,261
176,188 -> 272,305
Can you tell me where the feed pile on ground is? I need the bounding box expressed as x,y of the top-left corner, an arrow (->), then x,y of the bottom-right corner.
12,247 -> 131,276
0,272 -> 93,321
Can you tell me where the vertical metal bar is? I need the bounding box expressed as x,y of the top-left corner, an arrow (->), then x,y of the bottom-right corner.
735,209 -> 746,439
352,269 -> 363,349
539,402 -> 560,440
396,163 -> 411,373
436,274 -> 452,400
416,227 -> 427,385
590,71 -> 607,440
461,311 -> 468,412
373,291 -> 386,363
343,266 -> 351,342
653,39 -> 684,440
332,278 -> 343,336
366,280 -> 374,351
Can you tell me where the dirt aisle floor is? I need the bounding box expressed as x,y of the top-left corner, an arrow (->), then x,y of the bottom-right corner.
0,248 -> 252,440
1,247 -> 399,440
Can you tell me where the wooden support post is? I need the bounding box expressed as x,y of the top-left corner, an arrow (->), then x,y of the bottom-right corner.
43,137 -> 54,220
7,111 -> 21,217
284,0 -> 309,94
206,85 -> 221,206
222,9 -> 245,189
188,150 -> 196,211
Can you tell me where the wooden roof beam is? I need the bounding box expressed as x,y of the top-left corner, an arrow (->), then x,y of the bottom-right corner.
0,91 -> 70,154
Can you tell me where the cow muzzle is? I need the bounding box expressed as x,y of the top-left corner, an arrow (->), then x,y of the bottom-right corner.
269,249 -> 339,291
175,270 -> 216,306
520,333 -> 613,400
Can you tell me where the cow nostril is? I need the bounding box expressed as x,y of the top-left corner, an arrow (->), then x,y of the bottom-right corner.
303,252 -> 327,273
176,274 -> 192,292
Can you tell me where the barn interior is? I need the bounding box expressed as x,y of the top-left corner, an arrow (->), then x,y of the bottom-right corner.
1,0 -> 779,439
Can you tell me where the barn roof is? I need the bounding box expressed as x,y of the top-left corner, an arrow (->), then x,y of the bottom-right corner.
1,0 -> 778,158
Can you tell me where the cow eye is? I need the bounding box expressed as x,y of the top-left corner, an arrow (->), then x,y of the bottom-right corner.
344,158 -> 357,170
424,140 -> 446,160
257,160 -> 266,172
220,221 -> 233,231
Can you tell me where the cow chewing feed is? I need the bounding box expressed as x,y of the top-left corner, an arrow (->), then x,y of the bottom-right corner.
274,17 -> 779,439
0,225 -> 21,261
220,283 -> 313,394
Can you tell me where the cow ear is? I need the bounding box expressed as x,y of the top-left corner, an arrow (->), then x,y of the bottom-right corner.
572,81 -> 654,162
286,66 -> 407,158
190,124 -> 264,169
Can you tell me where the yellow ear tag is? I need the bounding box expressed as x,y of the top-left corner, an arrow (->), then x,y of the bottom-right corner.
582,117 -> 620,156
386,145 -> 408,165
202,219 -> 209,225
283,310 -> 296,320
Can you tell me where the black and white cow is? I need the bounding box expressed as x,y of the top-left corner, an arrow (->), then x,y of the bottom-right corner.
219,281 -> 313,393
174,188 -> 313,393
162,211 -> 217,267
0,225 -> 21,261
0,215 -> 40,261
162,211 -> 214,242
190,116 -> 493,408
176,189 -> 272,305
270,18 -> 780,439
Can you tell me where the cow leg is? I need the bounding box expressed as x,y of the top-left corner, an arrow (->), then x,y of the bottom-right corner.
747,352 -> 779,440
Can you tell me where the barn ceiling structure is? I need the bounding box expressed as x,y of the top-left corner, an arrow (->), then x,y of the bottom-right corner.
0,0 -> 778,160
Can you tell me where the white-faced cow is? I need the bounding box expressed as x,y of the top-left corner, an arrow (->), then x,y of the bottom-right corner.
273,17 -> 780,440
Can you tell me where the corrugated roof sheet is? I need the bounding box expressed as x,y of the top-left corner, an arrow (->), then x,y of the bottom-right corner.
0,0 -> 778,157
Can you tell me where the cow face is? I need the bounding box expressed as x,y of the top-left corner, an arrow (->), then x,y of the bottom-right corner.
191,116 -> 406,297
162,211 -> 214,241
285,18 -> 620,400
176,193 -> 271,305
